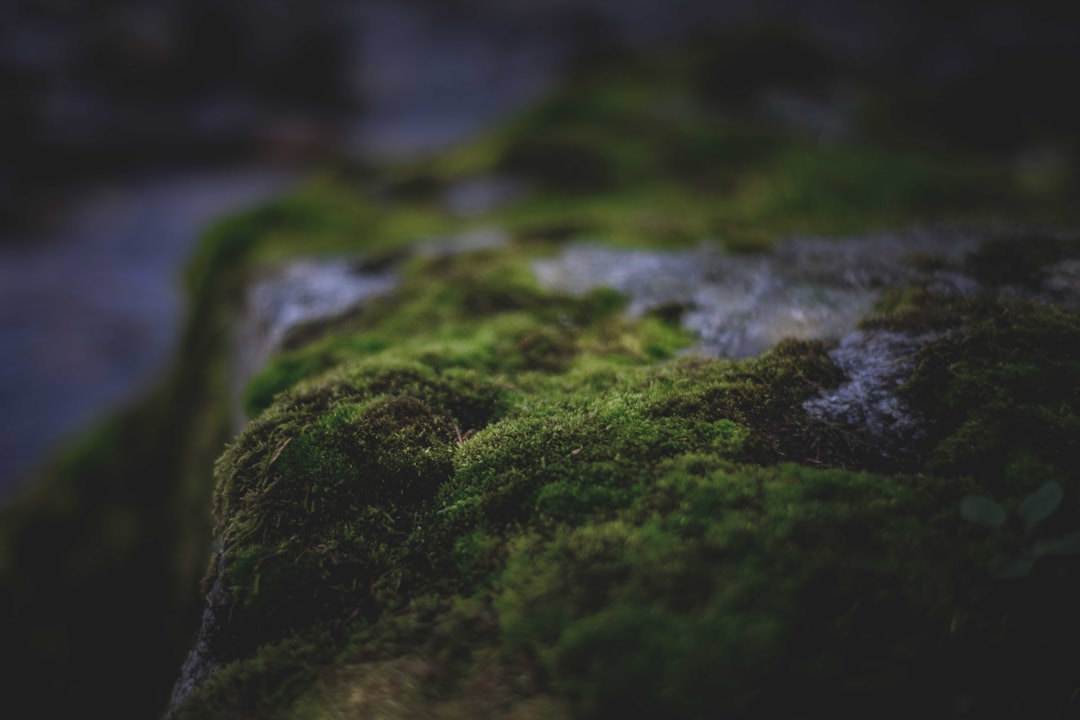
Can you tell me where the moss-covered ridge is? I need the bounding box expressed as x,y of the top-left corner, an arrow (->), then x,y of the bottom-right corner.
169,222 -> 1080,719
160,26 -> 1080,720
174,35 -> 1080,703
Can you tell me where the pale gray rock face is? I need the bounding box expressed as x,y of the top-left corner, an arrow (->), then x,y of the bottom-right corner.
228,227 -> 512,429
532,227 -> 1006,460
168,551 -> 229,715
803,329 -> 933,461
533,227 -> 1080,461
230,259 -> 398,428
533,228 -> 981,358
246,260 -> 399,351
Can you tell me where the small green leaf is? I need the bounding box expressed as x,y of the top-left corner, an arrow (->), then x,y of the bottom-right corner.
1032,530 -> 1080,557
960,496 -> 1006,527
1017,481 -> 1063,532
990,555 -> 1034,580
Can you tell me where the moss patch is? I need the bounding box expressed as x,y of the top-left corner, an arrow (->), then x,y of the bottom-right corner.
905,298 -> 1080,488
176,253 -> 1080,718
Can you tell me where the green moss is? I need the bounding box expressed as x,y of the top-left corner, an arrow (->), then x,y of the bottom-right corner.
179,293 -> 1080,719
189,227 -> 1080,718
492,456 -> 1079,719
242,246 -> 690,417
861,282 -> 968,333
902,298 -> 1080,488
649,340 -> 857,466
744,146 -> 997,233
184,206 -> 1074,714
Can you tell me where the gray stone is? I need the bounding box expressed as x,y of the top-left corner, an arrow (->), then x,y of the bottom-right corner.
230,259 -> 398,428
532,228 -> 982,358
531,228 -> 999,458
167,549 -> 230,716
803,329 -> 932,460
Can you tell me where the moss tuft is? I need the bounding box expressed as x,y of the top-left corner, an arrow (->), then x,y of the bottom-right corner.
209,361 -> 512,656
649,340 -> 850,465
903,298 -> 1080,488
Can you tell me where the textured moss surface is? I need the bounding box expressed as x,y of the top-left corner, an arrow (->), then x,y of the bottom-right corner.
171,230 -> 1080,718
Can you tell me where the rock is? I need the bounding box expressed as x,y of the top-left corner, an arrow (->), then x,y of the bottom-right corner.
533,228 -> 981,358
802,329 -> 931,461
230,259 -> 398,428
167,549 -> 229,714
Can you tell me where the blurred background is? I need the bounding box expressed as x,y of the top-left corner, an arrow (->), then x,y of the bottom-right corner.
3,0 -> 1080,499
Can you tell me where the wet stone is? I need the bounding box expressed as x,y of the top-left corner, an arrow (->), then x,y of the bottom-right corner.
802,329 -> 932,461
530,228 -> 993,459
231,260 -> 398,427
532,228 -> 982,358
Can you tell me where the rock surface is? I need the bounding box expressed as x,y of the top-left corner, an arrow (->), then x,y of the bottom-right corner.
230,260 -> 398,428
534,227 -> 1080,462
533,229 -> 981,358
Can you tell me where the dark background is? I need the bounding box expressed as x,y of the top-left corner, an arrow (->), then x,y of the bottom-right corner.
4,0 -> 1079,230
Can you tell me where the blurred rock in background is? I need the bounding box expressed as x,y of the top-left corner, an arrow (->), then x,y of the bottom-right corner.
4,0 -> 1079,230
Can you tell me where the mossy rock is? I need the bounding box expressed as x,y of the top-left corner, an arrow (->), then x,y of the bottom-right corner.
210,362 -> 511,656
904,298 -> 1080,488
5,22 -> 1080,720
173,35 -> 1080,718
179,282 -> 1080,718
